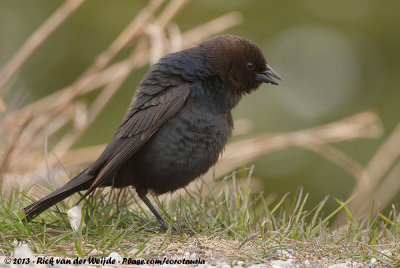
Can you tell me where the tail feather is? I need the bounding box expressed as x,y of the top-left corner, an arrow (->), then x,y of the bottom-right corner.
23,170 -> 94,221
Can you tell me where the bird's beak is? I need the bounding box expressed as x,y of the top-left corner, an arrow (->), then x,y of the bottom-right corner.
256,65 -> 282,85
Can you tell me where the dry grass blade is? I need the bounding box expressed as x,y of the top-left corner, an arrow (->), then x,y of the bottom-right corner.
28,0 -> 164,116
367,160 -> 400,215
212,110 -> 382,178
0,98 -> 6,112
9,59 -> 136,117
335,121 -> 400,223
182,12 -> 243,46
367,121 -> 400,184
305,143 -> 370,189
0,116 -> 30,178
0,0 -> 86,95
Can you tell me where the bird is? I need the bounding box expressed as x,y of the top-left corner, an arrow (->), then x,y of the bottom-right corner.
23,34 -> 281,229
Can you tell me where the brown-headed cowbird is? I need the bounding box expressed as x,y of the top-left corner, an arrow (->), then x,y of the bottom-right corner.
24,35 -> 281,228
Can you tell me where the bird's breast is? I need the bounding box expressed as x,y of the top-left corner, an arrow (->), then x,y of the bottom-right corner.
148,103 -> 232,170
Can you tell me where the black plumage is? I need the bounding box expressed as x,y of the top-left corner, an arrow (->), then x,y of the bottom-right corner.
24,35 -> 281,228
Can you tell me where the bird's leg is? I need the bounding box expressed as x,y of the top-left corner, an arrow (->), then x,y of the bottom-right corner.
136,188 -> 169,230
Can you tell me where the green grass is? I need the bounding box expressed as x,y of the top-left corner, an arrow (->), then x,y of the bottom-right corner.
1,167 -> 399,266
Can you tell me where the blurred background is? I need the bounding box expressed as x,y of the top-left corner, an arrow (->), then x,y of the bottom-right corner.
1,0 -> 400,219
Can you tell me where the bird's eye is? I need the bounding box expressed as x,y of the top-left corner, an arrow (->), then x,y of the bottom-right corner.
247,62 -> 255,71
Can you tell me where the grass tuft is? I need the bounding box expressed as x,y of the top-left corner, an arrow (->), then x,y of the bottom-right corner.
1,167 -> 399,266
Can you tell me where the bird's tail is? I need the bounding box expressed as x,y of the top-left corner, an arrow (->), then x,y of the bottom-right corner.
23,169 -> 94,222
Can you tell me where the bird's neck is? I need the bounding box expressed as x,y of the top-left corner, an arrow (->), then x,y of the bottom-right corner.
190,77 -> 242,114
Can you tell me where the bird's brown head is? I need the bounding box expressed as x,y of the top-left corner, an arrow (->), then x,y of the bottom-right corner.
202,34 -> 281,94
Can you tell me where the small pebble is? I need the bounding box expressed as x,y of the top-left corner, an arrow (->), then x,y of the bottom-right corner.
370,258 -> 377,264
184,252 -> 190,258
304,260 -> 310,266
190,252 -> 197,259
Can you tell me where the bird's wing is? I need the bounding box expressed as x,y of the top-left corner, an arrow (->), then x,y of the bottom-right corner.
78,83 -> 191,202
